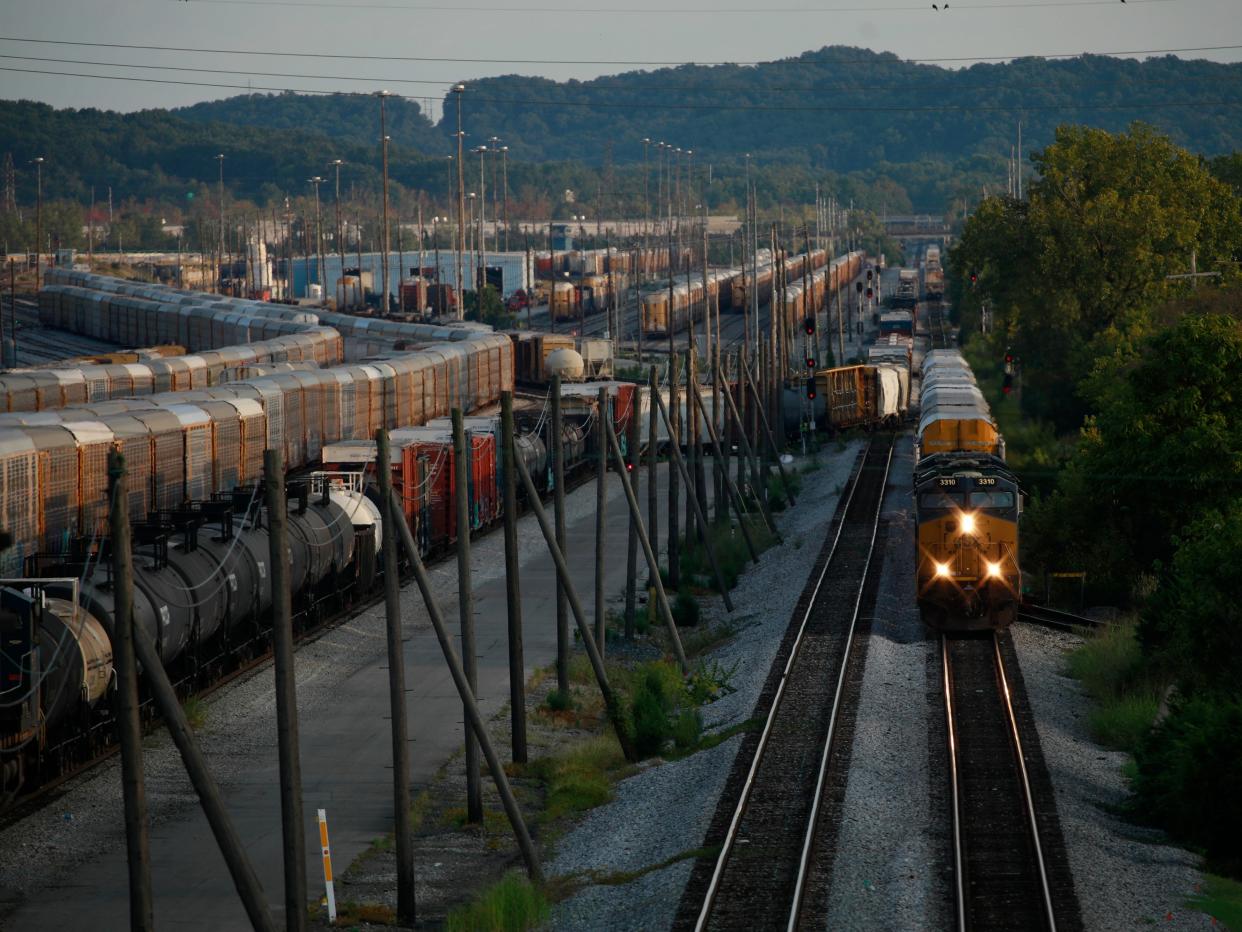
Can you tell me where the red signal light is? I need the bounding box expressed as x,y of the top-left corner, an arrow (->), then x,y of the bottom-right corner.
806,356 -> 816,369
803,316 -> 815,335
807,383 -> 817,400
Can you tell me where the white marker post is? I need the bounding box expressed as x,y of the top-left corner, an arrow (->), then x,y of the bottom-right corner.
317,809 -> 336,923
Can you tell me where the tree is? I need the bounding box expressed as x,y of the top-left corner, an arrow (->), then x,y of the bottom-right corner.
950,124 -> 1242,430
1025,312 -> 1242,598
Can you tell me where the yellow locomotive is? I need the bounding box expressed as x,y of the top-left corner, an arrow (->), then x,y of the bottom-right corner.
915,350 -> 1020,630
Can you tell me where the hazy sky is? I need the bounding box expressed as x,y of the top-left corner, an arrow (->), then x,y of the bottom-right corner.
2,0 -> 1240,121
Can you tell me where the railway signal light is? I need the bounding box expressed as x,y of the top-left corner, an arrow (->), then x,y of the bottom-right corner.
856,281 -> 863,294
806,356 -> 816,369
1002,373 -> 1014,394
866,269 -> 873,281
803,316 -> 815,335
866,287 -> 874,299
807,381 -> 817,400
969,269 -> 979,286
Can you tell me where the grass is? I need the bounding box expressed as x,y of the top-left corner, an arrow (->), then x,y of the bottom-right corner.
445,871 -> 550,932
1065,618 -> 1163,752
678,517 -> 774,593
1189,873 -> 1242,930
182,696 -> 206,731
543,688 -> 574,713
524,734 -> 632,823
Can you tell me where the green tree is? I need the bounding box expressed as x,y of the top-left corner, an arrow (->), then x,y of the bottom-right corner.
1025,313 -> 1242,598
950,124 -> 1242,430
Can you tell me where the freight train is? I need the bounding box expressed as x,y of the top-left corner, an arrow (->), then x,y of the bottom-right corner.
914,349 -> 1019,630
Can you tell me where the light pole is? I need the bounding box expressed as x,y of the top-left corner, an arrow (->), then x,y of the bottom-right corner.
453,83 -> 467,319
432,217 -> 442,301
330,159 -> 343,263
31,157 -> 44,291
642,137 -> 650,246
215,153 -> 225,293
474,144 -> 488,293
500,145 -> 510,252
377,90 -> 393,315
466,193 -> 477,305
488,136 -> 500,245
308,176 -> 325,303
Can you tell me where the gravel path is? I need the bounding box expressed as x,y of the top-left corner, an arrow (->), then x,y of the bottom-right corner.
821,434 -> 949,931
1010,624 -> 1208,931
546,440 -> 864,931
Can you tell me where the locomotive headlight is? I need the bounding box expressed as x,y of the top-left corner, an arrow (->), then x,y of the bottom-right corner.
986,561 -> 1003,578
935,562 -> 952,578
959,512 -> 976,535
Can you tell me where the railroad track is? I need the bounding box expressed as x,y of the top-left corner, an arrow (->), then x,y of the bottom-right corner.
694,433 -> 893,931
943,632 -> 1064,932
1015,604 -> 1103,633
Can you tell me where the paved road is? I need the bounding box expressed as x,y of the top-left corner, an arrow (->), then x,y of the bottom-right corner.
6,464 -> 675,931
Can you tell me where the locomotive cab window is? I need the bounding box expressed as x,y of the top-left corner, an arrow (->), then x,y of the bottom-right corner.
918,490 -> 966,510
969,490 -> 1015,509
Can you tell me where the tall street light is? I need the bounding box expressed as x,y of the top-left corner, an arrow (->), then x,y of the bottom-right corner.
377,90 -> 393,315
453,83 -> 467,319
31,157 -> 44,291
215,153 -> 225,293
474,145 -> 488,293
500,145 -> 510,252
308,176 -> 325,303
488,136 -> 501,243
330,159 -> 344,263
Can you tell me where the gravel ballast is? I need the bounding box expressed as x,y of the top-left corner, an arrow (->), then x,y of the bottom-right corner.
1010,624 -> 1208,931
546,441 -> 864,930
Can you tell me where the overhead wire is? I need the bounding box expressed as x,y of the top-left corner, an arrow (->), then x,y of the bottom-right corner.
2,35 -> 1240,68
167,0 -> 1175,12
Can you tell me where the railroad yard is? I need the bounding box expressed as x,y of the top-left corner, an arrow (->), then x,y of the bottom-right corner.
4,18 -> 1242,929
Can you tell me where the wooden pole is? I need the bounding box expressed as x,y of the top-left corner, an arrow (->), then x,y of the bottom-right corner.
743,354 -> 798,506
601,411 -> 690,673
511,447 -> 643,755
651,388 -> 736,610
264,450 -> 307,932
387,494 -> 545,882
624,405 -> 640,638
689,373 -> 761,563
107,452 -> 154,932
684,350 -> 697,546
453,410 -> 483,823
647,367 -> 659,569
552,374 -> 569,695
721,361 -> 781,538
594,387 -> 608,657
375,429 -> 416,925
667,352 -> 680,590
500,393 -> 527,764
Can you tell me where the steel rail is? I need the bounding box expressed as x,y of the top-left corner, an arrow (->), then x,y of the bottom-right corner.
943,633 -> 1059,932
993,634 -> 1058,931
786,436 -> 893,929
942,635 -> 967,932
1015,604 -> 1103,632
694,436 -> 887,931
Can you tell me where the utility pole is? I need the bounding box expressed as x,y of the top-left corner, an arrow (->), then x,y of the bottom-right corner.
375,430 -> 416,925
552,374 -> 569,696
32,157 -> 44,291
108,452 -> 154,932
453,84 -> 467,319
453,410 -> 483,823
215,153 -> 225,294
500,392 -> 527,763
330,159 -> 344,268
378,90 -> 393,315
308,176 -> 325,303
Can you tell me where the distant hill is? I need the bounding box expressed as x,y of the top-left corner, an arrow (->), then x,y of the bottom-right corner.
2,46 -> 1241,214
171,92 -> 443,156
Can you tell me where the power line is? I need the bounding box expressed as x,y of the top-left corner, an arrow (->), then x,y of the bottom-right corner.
2,35 -> 1240,68
4,51 -> 1241,97
3,63 -> 1240,113
177,0 -> 1173,12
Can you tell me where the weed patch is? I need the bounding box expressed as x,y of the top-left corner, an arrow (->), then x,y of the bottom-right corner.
182,696 -> 206,731
1189,873 -> 1242,930
445,872 -> 550,932
526,734 -> 631,823
1065,618 -> 1163,752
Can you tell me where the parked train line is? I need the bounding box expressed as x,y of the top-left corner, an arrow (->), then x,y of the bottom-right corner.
694,434 -> 893,931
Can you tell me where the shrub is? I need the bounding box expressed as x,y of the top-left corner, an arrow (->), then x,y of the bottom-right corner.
671,708 -> 703,750
631,686 -> 670,757
544,688 -> 573,712
625,661 -> 689,758
1132,695 -> 1242,876
1065,618 -> 1162,752
673,590 -> 701,627
446,872 -> 550,932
